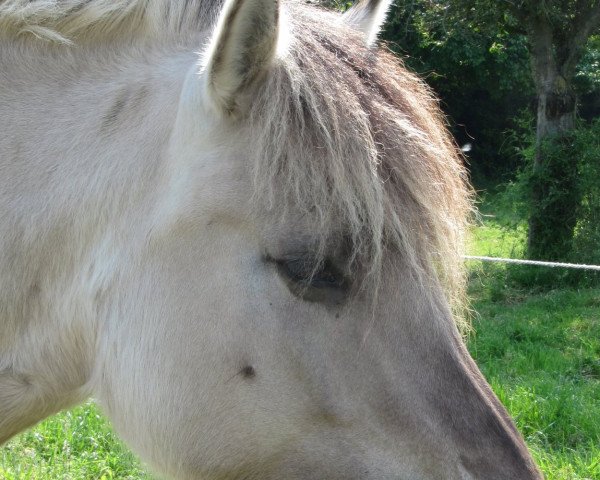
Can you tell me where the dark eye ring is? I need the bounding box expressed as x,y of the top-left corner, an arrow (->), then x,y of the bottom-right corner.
277,257 -> 346,290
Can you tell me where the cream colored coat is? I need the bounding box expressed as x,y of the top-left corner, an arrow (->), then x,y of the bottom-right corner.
0,1 -> 542,478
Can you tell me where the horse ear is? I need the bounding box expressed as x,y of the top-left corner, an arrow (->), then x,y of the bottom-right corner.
343,0 -> 394,46
203,0 -> 280,114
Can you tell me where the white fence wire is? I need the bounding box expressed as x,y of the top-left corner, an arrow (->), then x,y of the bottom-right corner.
463,255 -> 600,271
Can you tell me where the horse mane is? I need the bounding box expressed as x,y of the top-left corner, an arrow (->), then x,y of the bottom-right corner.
0,0 -> 223,43
250,4 -> 472,320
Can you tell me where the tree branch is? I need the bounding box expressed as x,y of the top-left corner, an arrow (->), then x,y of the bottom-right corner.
501,0 -> 530,26
561,1 -> 600,76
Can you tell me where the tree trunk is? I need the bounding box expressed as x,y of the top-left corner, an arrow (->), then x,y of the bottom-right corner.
526,16 -> 579,261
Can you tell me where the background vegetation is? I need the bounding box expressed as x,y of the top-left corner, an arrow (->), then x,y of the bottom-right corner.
379,0 -> 600,269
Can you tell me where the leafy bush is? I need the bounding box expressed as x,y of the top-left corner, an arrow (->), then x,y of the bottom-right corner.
497,119 -> 600,287
379,1 -> 534,184
527,133 -> 582,261
571,119 -> 600,268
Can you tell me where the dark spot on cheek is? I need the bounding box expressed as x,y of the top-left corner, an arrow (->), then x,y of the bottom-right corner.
28,283 -> 41,298
241,365 -> 256,379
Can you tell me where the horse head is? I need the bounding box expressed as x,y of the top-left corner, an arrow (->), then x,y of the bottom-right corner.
0,0 -> 542,478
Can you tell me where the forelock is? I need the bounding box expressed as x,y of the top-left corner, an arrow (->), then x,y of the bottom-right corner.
248,2 -> 472,321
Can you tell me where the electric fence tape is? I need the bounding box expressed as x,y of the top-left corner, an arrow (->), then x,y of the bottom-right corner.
463,255 -> 600,271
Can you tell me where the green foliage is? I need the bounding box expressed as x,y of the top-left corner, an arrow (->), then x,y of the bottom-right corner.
381,2 -> 534,182
0,402 -> 150,479
571,119 -> 600,268
527,133 -> 582,262
576,35 -> 600,96
378,1 -> 600,188
526,120 -> 600,281
318,1 -> 600,189
478,120 -> 600,288
579,35 -> 600,120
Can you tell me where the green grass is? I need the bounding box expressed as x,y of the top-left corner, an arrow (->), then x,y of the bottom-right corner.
2,194 -> 599,479
0,402 -> 150,480
466,192 -> 600,479
468,287 -> 600,479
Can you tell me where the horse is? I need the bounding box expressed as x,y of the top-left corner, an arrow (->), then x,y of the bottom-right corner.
0,0 -> 542,478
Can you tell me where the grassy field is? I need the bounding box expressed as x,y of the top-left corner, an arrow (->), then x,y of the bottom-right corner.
2,198 -> 599,479
0,406 -> 150,480
465,197 -> 600,479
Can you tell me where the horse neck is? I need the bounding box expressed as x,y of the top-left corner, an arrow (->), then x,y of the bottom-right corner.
0,39 -> 198,348
0,28 -> 215,443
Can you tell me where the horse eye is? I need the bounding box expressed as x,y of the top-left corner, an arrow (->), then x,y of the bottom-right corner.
278,258 -> 345,289
271,256 -> 348,302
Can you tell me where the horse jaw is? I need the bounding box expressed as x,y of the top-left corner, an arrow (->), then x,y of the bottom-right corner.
343,0 -> 394,46
202,0 -> 280,116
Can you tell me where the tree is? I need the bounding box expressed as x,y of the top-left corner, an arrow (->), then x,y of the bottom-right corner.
325,0 -> 600,260
387,0 -> 600,260
498,1 -> 600,259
